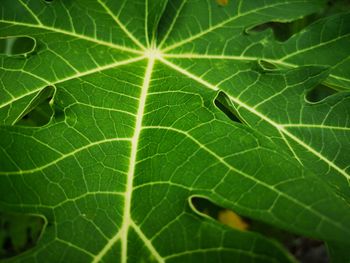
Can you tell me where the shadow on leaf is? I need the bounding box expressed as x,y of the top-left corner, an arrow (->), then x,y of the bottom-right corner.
0,212 -> 45,259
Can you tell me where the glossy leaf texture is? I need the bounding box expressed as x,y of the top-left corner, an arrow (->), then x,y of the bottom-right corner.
0,0 -> 349,262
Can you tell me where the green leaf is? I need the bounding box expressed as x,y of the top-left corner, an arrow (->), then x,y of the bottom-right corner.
161,3 -> 350,90
166,59 -> 350,197
0,0 -> 349,262
264,13 -> 350,90
327,242 -> 350,263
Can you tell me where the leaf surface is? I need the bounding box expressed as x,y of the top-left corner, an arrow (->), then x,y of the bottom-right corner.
0,0 -> 350,262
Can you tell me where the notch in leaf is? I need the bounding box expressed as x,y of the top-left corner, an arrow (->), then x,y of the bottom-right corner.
0,212 -> 45,259
0,36 -> 36,58
258,60 -> 278,71
15,86 -> 55,127
190,196 -> 249,231
214,91 -> 246,124
305,84 -> 338,103
190,197 -> 330,262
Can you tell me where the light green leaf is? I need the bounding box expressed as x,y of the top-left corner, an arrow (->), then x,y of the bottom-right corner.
1,0 -> 349,262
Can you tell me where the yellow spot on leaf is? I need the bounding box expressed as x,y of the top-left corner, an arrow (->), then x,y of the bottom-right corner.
218,210 -> 249,230
216,0 -> 229,6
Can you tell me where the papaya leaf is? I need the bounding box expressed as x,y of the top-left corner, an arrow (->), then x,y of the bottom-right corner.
1,0 -> 349,262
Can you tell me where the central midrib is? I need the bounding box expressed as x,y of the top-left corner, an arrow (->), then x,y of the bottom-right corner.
120,56 -> 156,263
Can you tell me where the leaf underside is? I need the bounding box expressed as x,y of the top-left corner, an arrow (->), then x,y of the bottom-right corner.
0,0 -> 349,262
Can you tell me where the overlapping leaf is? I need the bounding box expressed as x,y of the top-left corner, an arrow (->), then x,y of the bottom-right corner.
1,0 -> 349,262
